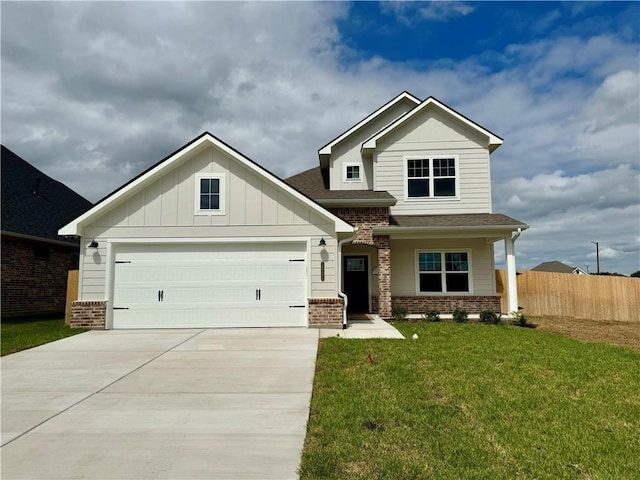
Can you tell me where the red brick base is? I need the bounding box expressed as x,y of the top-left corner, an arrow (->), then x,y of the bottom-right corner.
372,295 -> 501,316
308,298 -> 344,326
69,301 -> 107,329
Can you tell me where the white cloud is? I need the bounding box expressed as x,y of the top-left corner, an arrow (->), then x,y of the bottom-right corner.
380,1 -> 474,25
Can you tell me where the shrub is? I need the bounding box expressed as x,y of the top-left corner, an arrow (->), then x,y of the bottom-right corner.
511,311 -> 527,327
391,306 -> 408,321
479,310 -> 501,324
423,310 -> 441,322
452,308 -> 468,323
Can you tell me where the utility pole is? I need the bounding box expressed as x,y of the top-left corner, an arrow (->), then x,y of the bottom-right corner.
591,241 -> 600,274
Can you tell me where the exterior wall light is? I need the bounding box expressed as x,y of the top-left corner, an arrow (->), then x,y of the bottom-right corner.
88,240 -> 99,248
318,237 -> 326,247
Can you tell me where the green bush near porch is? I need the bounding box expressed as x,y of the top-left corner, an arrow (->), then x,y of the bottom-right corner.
300,322 -> 640,479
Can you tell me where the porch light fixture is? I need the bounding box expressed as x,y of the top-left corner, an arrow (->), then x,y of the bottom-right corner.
88,240 -> 99,248
318,237 -> 326,247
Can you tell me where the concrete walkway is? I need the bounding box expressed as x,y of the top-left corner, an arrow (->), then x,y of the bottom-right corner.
1,328 -> 318,480
319,314 -> 405,339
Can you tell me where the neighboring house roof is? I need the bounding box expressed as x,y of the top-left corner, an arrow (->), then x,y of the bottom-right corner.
531,261 -> 586,274
362,96 -> 504,153
318,91 -> 421,156
1,145 -> 92,245
59,132 -> 354,236
285,167 -> 397,206
372,213 -> 528,234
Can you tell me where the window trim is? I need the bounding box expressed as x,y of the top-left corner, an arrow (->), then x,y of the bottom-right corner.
194,173 -> 226,216
414,249 -> 473,295
404,156 -> 460,201
343,163 -> 363,183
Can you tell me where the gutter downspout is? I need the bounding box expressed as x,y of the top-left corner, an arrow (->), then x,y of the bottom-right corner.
337,229 -> 357,329
512,227 -> 522,243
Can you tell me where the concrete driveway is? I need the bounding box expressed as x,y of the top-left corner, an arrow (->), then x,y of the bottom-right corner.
1,328 -> 319,479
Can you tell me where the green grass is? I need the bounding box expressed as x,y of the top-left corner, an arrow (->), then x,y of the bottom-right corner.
1,316 -> 88,356
300,322 -> 640,479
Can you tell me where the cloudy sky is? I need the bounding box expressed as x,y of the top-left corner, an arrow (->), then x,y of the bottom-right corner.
2,1 -> 639,274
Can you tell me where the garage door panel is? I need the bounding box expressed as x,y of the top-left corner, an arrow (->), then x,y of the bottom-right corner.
112,243 -> 308,328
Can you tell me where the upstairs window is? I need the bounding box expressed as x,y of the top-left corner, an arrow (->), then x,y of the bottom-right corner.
344,163 -> 362,182
406,157 -> 457,198
195,174 -> 225,215
417,251 -> 471,293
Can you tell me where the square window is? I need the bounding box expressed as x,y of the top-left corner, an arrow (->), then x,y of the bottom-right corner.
195,175 -> 225,215
406,157 -> 456,199
418,251 -> 470,294
345,164 -> 361,182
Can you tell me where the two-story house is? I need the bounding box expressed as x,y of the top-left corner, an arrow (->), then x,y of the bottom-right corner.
60,92 -> 527,329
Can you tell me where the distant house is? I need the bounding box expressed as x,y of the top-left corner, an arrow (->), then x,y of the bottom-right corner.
531,261 -> 588,275
1,146 -> 92,318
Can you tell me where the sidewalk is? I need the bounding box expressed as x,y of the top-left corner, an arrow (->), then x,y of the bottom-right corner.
318,315 -> 405,339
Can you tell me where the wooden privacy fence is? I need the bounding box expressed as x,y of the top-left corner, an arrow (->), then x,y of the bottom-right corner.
65,270 -> 79,324
496,270 -> 640,322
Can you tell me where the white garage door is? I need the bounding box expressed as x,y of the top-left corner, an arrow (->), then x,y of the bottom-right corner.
112,242 -> 307,328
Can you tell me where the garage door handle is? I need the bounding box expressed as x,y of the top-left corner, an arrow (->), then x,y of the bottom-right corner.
158,290 -> 164,302
256,289 -> 261,300
289,305 -> 305,308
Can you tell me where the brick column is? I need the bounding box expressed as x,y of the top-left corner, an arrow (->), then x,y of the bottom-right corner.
375,235 -> 391,318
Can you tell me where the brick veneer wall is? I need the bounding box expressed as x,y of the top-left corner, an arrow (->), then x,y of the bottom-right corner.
372,295 -> 502,315
1,236 -> 79,318
69,301 -> 107,329
308,298 -> 344,326
328,207 -> 389,245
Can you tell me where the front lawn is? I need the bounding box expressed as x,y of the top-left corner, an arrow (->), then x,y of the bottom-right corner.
1,316 -> 88,356
300,322 -> 640,479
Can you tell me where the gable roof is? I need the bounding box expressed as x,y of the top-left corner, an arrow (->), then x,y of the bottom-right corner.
1,145 -> 92,245
531,261 -> 584,274
285,167 -> 396,206
318,91 -> 421,156
362,96 -> 504,153
59,132 -> 354,236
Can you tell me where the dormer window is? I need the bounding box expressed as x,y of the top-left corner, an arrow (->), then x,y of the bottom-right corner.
344,163 -> 362,183
195,173 -> 226,215
406,157 -> 457,199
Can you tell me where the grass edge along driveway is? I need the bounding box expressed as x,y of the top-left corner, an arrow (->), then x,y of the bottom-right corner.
1,316 -> 88,356
300,322 -> 640,480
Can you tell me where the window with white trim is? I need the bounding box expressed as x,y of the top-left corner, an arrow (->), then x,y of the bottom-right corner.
417,251 -> 470,293
195,174 -> 225,215
406,157 -> 457,198
344,163 -> 362,182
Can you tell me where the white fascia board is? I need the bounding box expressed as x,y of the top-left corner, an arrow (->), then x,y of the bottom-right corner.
59,133 -> 353,236
318,92 -> 421,155
362,97 -> 503,152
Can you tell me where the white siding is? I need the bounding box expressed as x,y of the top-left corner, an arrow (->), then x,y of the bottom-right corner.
390,238 -> 495,296
79,145 -> 338,301
374,106 -> 493,215
329,99 -> 416,191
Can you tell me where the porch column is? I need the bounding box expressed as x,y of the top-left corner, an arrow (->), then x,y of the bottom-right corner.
375,235 -> 391,318
504,234 -> 519,313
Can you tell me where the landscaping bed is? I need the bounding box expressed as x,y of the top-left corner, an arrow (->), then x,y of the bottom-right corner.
300,321 -> 640,479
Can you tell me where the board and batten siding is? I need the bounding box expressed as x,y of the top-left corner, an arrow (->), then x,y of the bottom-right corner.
78,145 -> 338,301
390,238 -> 496,296
329,98 -> 416,191
374,107 -> 493,215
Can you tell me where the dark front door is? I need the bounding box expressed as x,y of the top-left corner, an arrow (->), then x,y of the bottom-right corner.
344,256 -> 369,313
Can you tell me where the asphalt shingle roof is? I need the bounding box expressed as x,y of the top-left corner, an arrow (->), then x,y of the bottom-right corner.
389,213 -> 528,228
285,167 -> 396,202
1,145 -> 93,244
531,261 -> 576,273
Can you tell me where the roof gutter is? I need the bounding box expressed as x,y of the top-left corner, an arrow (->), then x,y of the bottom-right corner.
337,230 -> 357,329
